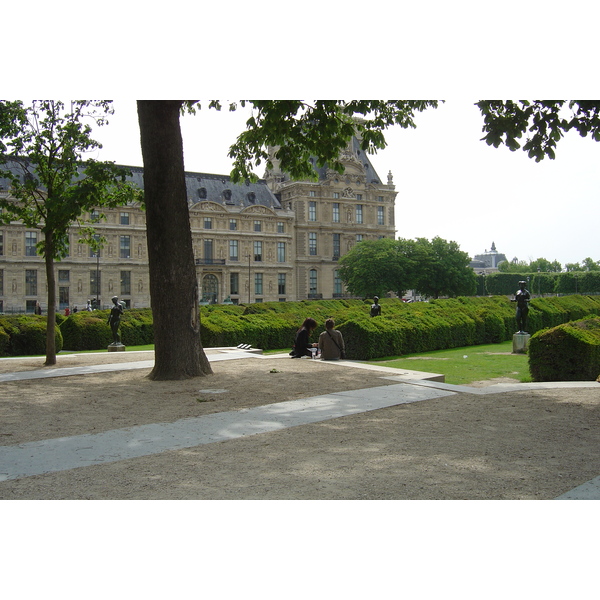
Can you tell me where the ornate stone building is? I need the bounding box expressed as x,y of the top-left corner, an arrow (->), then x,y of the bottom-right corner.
0,140 -> 396,313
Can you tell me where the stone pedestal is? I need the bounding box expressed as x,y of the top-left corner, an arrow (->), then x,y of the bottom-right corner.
512,333 -> 530,354
108,343 -> 126,352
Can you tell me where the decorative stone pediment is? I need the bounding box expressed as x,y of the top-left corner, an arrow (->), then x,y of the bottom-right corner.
190,201 -> 223,212
240,205 -> 276,216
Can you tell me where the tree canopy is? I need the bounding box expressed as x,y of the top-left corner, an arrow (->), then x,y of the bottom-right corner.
338,236 -> 476,299
477,101 -> 600,161
0,100 -> 140,365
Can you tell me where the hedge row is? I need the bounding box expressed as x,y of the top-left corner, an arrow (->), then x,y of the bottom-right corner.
43,294 -> 600,360
483,272 -> 600,296
60,309 -> 154,350
0,315 -> 63,357
529,317 -> 600,381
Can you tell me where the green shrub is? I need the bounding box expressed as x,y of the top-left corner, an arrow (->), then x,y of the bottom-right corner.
0,315 -> 63,356
528,317 -> 600,381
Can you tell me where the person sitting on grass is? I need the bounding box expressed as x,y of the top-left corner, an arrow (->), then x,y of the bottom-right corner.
290,317 -> 318,358
318,318 -> 346,360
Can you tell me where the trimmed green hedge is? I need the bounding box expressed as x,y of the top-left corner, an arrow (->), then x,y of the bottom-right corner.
528,317 -> 600,381
50,295 -> 600,361
0,315 -> 63,356
60,309 -> 154,351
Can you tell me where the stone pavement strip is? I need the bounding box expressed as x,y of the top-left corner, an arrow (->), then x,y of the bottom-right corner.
1,351 -> 599,499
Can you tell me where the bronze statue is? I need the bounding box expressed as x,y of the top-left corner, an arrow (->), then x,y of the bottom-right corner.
512,281 -> 530,333
108,296 -> 124,344
370,296 -> 381,317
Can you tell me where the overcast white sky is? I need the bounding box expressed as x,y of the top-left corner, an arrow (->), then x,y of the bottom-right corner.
91,99 -> 600,267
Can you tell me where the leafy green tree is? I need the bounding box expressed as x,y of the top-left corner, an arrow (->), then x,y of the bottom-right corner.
582,257 -> 600,271
0,100 -> 139,365
414,237 -> 477,299
498,257 -> 529,273
338,237 -> 415,298
477,101 -> 600,160
529,258 -> 562,273
137,100 -> 439,379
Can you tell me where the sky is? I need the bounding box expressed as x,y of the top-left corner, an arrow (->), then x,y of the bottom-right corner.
90,99 -> 600,268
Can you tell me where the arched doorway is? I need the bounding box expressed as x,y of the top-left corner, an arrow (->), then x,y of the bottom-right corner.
202,274 -> 219,304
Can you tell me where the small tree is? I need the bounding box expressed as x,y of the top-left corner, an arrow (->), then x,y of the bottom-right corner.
0,100 -> 139,365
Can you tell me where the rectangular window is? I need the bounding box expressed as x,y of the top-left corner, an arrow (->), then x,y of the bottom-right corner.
90,209 -> 100,222
277,221 -> 285,233
356,234 -> 363,242
25,270 -> 37,295
356,204 -> 363,224
204,217 -> 212,230
0,232 -> 3,255
308,201 -> 317,221
25,231 -> 37,256
309,269 -> 318,295
309,232 -> 317,256
309,190 -> 316,197
229,239 -> 238,261
333,192 -> 340,199
204,239 -> 213,261
254,272 -> 263,295
278,273 -> 286,295
229,219 -> 237,231
230,273 -> 239,295
253,220 -> 261,232
277,241 -> 285,263
120,212 -> 130,225
90,235 -> 101,258
90,270 -> 101,296
120,235 -> 131,259
378,196 -> 384,202
58,270 -> 70,283
254,241 -> 262,262
333,233 -> 340,258
121,271 -> 131,295
378,206 -> 385,225
333,203 -> 340,223
0,269 -> 3,296
334,270 -> 342,295
356,194 -> 362,201
59,287 -> 69,309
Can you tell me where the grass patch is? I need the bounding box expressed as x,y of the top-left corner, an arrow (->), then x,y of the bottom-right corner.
365,341 -> 531,385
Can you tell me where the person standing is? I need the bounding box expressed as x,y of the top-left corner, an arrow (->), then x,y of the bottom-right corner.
318,318 -> 346,360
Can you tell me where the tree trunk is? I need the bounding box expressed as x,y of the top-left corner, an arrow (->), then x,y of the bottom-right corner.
44,233 -> 57,366
137,100 -> 212,380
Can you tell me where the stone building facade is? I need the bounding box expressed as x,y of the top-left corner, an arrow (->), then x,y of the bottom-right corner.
0,140 -> 396,313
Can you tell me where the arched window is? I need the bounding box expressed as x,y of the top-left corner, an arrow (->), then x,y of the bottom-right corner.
202,273 -> 219,304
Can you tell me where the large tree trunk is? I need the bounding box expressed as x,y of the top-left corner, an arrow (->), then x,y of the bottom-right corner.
137,100 -> 212,380
44,234 -> 57,366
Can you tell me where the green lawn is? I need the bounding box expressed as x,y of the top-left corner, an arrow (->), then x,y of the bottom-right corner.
365,341 -> 531,385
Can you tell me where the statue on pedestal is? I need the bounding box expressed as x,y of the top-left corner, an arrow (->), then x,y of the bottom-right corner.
108,296 -> 124,345
512,281 -> 530,333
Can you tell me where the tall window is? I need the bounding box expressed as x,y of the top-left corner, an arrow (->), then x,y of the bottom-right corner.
204,239 -> 213,261
309,232 -> 317,256
334,270 -> 342,295
25,270 -> 37,295
121,271 -> 131,295
120,235 -> 131,258
377,206 -> 385,225
90,270 -> 101,296
309,190 -> 316,197
333,192 -> 340,199
356,205 -> 363,224
333,203 -> 340,223
254,241 -> 262,262
356,194 -> 362,201
0,232 -> 3,255
308,201 -> 317,221
229,219 -> 237,231
278,273 -> 286,295
333,233 -> 340,258
378,196 -> 384,202
0,269 -> 4,296
254,272 -> 263,295
204,217 -> 212,230
230,273 -> 239,295
229,239 -> 238,261
277,221 -> 285,233
309,269 -> 318,295
356,234 -> 363,242
253,220 -> 262,232
277,241 -> 286,263
120,212 -> 130,225
25,231 -> 37,256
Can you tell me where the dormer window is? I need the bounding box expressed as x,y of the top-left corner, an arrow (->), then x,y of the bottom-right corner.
223,189 -> 232,201
247,192 -> 256,203
197,187 -> 207,199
